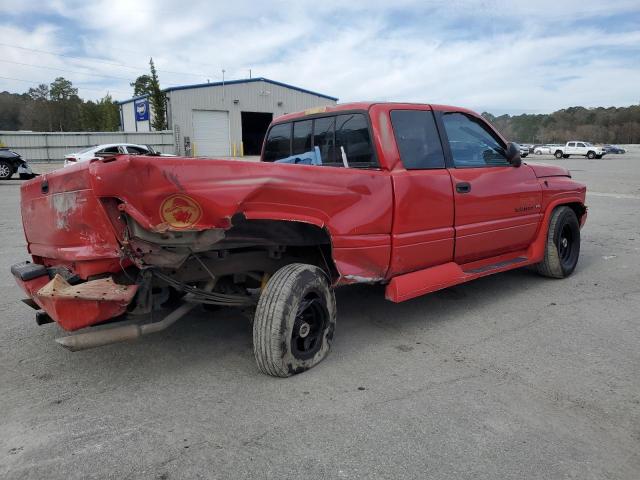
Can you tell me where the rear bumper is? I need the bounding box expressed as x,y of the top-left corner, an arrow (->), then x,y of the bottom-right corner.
12,261 -> 138,331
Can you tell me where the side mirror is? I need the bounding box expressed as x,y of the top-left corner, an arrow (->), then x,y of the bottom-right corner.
506,142 -> 522,167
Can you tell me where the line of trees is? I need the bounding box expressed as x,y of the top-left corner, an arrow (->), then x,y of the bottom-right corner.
482,105 -> 640,144
0,77 -> 120,132
0,58 -> 168,132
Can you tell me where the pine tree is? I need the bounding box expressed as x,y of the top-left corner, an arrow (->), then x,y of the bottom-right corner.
149,58 -> 167,130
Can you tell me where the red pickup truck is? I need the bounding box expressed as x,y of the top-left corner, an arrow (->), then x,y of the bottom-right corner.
12,102 -> 587,377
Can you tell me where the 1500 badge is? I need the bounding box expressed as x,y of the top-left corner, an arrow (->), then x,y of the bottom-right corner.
515,204 -> 540,212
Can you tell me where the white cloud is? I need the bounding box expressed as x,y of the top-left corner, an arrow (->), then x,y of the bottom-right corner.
0,0 -> 638,113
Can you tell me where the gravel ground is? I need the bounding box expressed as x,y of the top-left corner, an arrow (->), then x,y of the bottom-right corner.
1,154 -> 639,479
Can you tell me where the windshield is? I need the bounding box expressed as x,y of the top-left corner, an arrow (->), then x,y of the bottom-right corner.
584,142 -> 593,146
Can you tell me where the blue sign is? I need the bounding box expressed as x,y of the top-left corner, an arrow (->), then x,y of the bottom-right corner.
134,98 -> 149,121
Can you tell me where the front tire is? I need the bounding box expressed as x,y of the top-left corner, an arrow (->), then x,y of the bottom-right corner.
587,151 -> 596,159
253,263 -> 336,377
536,206 -> 580,278
0,161 -> 13,180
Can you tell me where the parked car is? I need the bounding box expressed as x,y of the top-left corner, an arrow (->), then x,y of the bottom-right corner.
534,145 -> 552,155
553,141 -> 606,159
516,144 -> 529,158
534,144 -> 562,155
13,102 -> 587,377
604,144 -> 626,154
0,148 -> 35,180
64,143 -> 174,167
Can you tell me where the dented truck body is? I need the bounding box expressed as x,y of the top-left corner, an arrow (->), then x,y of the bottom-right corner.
12,102 -> 587,377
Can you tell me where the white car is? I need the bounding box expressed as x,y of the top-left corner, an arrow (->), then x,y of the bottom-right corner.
64,143 -> 175,167
534,145 -> 552,155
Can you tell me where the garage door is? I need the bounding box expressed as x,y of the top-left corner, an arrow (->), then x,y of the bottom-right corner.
192,110 -> 230,156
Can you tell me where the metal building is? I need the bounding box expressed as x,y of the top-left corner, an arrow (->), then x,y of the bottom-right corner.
117,78 -> 338,156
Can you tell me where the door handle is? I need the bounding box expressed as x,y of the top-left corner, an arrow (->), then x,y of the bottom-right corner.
456,182 -> 471,194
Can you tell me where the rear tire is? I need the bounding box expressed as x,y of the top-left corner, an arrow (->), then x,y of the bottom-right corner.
0,161 -> 13,180
253,263 -> 336,377
562,154 -> 570,158
536,206 -> 580,278
554,151 -> 563,159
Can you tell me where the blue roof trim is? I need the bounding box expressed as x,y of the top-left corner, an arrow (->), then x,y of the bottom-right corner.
117,77 -> 338,104
116,93 -> 149,105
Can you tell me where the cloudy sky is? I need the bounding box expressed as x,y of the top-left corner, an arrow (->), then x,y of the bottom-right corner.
1,0 -> 639,114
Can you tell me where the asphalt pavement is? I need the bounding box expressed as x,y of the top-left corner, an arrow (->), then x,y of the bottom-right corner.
1,154 -> 639,479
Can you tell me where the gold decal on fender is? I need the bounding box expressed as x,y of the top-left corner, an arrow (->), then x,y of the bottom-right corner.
159,194 -> 203,229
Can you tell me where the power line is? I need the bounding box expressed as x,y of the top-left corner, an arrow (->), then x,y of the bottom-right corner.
0,59 -> 134,82
0,42 -> 216,80
0,75 -> 131,95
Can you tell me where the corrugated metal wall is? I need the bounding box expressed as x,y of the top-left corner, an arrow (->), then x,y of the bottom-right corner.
0,131 -> 175,162
167,80 -> 336,155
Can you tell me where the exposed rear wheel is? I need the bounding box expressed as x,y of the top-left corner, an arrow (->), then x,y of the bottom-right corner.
0,161 -> 13,180
554,151 -> 563,159
536,206 -> 580,278
253,263 -> 336,377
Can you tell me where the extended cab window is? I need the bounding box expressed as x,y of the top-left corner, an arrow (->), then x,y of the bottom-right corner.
335,113 -> 375,166
292,120 -> 312,155
264,113 -> 376,168
313,116 -> 337,165
264,123 -> 292,161
442,112 -> 509,167
390,110 -> 445,169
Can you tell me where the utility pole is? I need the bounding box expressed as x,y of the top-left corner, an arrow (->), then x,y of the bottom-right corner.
222,69 -> 225,101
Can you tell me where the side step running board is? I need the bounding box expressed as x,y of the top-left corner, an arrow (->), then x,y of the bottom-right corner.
385,255 -> 530,303
464,256 -> 527,274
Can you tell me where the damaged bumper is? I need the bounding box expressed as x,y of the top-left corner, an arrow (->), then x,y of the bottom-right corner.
11,262 -> 137,331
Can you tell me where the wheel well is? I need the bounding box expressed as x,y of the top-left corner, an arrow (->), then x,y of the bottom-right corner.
212,218 -> 339,281
564,202 -> 586,222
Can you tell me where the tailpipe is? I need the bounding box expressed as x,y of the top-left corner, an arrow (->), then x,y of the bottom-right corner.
55,300 -> 198,352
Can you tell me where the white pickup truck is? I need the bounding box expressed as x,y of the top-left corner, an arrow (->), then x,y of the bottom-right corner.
553,141 -> 606,159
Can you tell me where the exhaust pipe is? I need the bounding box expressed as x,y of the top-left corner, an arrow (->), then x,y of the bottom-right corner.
55,300 -> 198,352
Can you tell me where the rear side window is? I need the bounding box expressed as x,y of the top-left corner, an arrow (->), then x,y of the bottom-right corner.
126,146 -> 149,155
292,120 -> 312,155
264,113 -> 376,168
390,110 -> 445,169
313,116 -> 336,165
99,146 -> 121,154
264,123 -> 291,161
335,113 -> 375,166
